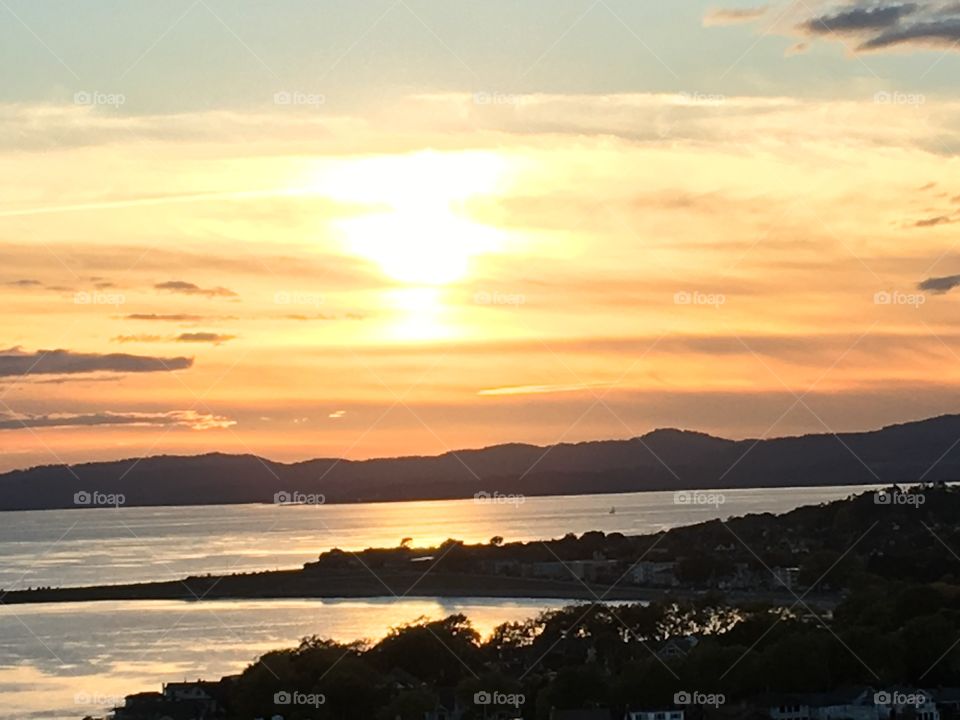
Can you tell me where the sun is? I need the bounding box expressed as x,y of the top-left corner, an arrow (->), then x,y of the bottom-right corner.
318,151 -> 508,285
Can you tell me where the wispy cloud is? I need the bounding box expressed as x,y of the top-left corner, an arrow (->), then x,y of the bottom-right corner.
478,382 -> 613,397
176,332 -> 235,344
703,5 -> 769,26
0,409 -> 234,431
0,348 -> 193,377
112,333 -> 236,345
124,313 -> 206,322
155,280 -> 237,298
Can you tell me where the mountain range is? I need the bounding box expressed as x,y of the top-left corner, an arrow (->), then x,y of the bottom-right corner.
3,413 -> 960,511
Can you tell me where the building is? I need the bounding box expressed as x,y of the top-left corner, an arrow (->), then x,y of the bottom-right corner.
631,561 -> 679,588
761,687 -> 878,720
770,567 -> 800,591
625,709 -> 685,720
529,560 -> 618,582
656,636 -> 700,660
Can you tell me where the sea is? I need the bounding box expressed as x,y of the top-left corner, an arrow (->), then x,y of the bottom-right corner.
0,484 -> 880,718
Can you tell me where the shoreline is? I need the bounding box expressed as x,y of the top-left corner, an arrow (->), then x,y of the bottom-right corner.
0,570 -> 840,608
0,480 -> 884,514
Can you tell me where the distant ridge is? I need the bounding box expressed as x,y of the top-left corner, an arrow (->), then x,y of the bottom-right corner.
3,413 -> 960,511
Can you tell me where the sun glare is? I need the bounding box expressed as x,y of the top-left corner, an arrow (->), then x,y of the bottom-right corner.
318,151 -> 508,285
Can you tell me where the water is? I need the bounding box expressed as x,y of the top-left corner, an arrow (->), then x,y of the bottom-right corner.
0,485 -> 876,589
0,485 -> 879,718
1,597 -> 574,720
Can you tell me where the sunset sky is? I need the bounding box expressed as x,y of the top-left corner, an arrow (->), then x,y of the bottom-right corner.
3,0 -> 960,471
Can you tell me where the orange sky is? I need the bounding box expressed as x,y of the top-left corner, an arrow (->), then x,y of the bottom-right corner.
3,3 -> 960,471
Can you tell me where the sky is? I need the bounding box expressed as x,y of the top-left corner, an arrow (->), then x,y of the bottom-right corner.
3,0 -> 960,471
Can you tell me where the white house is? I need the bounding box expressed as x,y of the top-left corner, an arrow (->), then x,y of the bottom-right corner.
625,710 -> 684,720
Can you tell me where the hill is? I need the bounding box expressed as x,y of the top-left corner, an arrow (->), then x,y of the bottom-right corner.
2,414 -> 960,510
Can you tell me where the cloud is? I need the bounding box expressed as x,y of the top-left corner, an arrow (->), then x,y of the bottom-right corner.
112,335 -> 166,343
284,313 -> 336,321
479,382 -> 614,397
0,348 -> 193,377
914,215 -> 955,227
176,332 -> 235,344
703,5 -> 769,26
918,274 -> 960,293
111,332 -> 235,345
155,280 -> 237,298
124,313 -> 206,321
0,409 -> 234,431
6,279 -> 43,288
796,1 -> 960,51
801,3 -> 920,34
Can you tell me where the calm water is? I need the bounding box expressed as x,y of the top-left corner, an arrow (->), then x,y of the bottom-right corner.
0,485 -> 879,718
0,485 -> 877,589
2,597 -> 574,720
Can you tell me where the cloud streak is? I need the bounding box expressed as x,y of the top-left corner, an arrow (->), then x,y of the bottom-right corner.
703,5 -> 770,26
0,410 -> 234,431
0,349 -> 193,377
155,280 -> 237,298
918,274 -> 960,293
797,1 -> 960,51
125,313 -> 205,322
